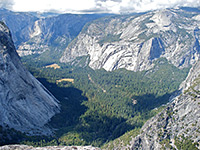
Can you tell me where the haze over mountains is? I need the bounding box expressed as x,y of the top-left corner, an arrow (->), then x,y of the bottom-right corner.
0,8 -> 107,62
0,6 -> 200,150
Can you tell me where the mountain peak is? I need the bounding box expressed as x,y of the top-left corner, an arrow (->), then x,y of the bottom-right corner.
60,8 -> 200,71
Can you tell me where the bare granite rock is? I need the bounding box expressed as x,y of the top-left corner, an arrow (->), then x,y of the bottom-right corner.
0,145 -> 100,150
0,22 -> 60,135
60,8 -> 200,72
126,60 -> 200,149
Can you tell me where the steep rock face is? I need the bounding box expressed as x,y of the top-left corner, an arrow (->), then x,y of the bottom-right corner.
0,22 -> 60,135
0,145 -> 100,150
0,9 -> 38,47
126,61 -> 200,149
17,14 -> 105,57
180,61 -> 200,90
0,9 -> 105,58
0,9 -> 106,59
60,8 -> 200,71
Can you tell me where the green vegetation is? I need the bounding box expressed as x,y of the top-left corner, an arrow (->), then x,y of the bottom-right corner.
160,138 -> 173,149
183,73 -> 200,100
139,16 -> 154,30
101,128 -> 140,150
0,57 -> 189,147
0,126 -> 26,146
98,34 -> 121,46
175,136 -> 199,150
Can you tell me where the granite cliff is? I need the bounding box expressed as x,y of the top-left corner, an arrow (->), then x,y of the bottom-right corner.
1,7 -> 200,150
0,9 -> 106,60
0,145 -> 100,150
121,61 -> 200,149
60,7 -> 200,71
0,22 -> 60,135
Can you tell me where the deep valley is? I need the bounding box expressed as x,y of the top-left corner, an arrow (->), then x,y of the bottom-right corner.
0,6 -> 200,150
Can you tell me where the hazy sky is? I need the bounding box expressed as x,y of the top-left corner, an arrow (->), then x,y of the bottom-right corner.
0,0 -> 200,14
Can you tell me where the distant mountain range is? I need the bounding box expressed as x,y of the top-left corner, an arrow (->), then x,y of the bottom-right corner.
60,7 -> 200,71
1,7 -> 200,72
0,8 -> 108,62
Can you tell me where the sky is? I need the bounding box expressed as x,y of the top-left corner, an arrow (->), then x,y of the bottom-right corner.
0,0 -> 200,14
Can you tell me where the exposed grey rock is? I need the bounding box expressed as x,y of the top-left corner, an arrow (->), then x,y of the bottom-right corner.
60,8 -> 200,71
180,61 -> 200,90
125,60 -> 200,149
0,22 -> 60,135
0,9 -> 106,59
0,145 -> 100,150
16,14 -> 104,57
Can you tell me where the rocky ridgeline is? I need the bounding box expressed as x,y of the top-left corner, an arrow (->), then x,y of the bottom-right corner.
115,60 -> 200,149
1,8 -> 200,72
0,22 -> 60,135
0,145 -> 100,150
16,14 -> 103,57
60,8 -> 200,71
0,9 -> 105,58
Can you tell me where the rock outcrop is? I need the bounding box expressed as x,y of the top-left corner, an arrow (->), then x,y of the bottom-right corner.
0,145 -> 100,150
60,8 -> 200,71
0,9 -> 106,58
0,22 -> 60,135
125,60 -> 200,149
16,14 -> 105,57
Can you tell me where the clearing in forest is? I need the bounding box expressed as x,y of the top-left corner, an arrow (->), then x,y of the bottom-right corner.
46,64 -> 61,69
56,78 -> 74,84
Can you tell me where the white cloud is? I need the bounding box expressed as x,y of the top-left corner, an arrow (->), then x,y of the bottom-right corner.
0,0 -> 14,10
1,0 -> 200,14
97,0 -> 121,13
12,0 -> 96,13
106,0 -> 200,13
